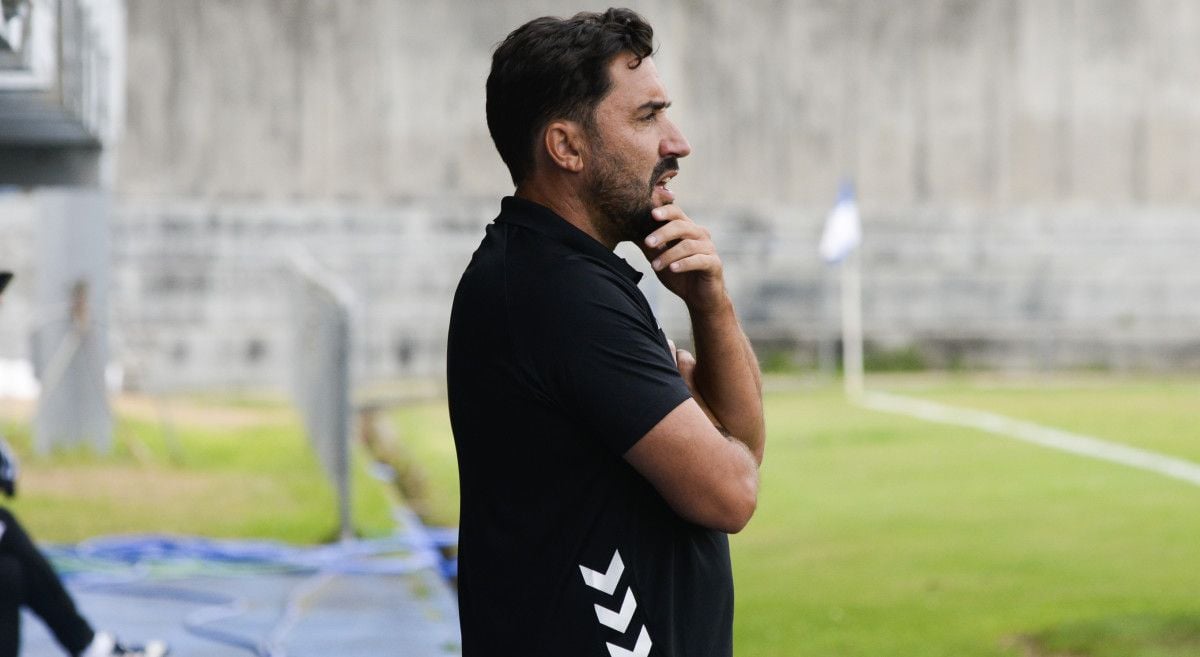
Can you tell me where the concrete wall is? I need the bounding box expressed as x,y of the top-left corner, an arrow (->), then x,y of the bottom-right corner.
0,191 -> 38,357
94,199 -> 1200,390
108,200 -> 490,389
118,0 -> 1200,205
70,0 -> 1200,386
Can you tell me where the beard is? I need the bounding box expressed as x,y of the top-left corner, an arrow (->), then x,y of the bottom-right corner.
584,134 -> 678,245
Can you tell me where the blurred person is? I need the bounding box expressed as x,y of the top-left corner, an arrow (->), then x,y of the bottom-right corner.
447,8 -> 765,657
0,273 -> 168,657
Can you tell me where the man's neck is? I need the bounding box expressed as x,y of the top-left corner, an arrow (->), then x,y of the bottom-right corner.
514,181 -> 616,250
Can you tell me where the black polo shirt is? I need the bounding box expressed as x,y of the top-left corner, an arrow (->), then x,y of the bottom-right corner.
447,196 -> 734,657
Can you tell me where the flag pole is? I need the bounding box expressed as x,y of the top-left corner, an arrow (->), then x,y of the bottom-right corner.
841,250 -> 864,400
819,179 -> 865,400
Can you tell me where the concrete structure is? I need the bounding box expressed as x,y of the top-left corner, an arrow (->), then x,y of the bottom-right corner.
9,0 -> 1200,390
0,0 -> 124,183
1,0 -> 125,449
115,1 -> 1200,206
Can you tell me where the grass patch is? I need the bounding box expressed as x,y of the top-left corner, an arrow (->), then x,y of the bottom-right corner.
864,342 -> 928,372
877,375 -> 1200,462
759,348 -> 805,374
1016,614 -> 1200,657
388,403 -> 459,529
0,396 -> 394,544
735,383 -> 1200,656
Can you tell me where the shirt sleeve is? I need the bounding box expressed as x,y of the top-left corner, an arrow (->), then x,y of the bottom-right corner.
527,259 -> 693,456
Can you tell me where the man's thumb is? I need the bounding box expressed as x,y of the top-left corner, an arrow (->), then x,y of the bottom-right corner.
675,348 -> 697,377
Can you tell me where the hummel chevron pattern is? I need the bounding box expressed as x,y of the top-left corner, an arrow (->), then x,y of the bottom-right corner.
580,550 -> 654,657
607,626 -> 652,657
594,588 -> 637,633
579,549 -> 624,596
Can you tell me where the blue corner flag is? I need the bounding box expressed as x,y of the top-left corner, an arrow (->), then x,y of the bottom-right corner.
819,180 -> 861,263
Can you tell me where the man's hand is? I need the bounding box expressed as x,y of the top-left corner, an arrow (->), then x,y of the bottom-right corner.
641,205 -> 727,313
667,338 -> 722,430
625,208 -> 765,533
644,206 -> 765,462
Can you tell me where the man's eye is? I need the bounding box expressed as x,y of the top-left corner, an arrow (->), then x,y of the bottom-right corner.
642,113 -> 658,121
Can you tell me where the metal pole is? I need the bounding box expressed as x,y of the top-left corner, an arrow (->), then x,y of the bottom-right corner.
841,251 -> 864,400
335,306 -> 353,541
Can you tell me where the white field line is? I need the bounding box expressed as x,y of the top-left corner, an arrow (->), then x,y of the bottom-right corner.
859,390 -> 1200,488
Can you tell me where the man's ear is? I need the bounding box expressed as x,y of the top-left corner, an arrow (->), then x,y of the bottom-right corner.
542,120 -> 586,174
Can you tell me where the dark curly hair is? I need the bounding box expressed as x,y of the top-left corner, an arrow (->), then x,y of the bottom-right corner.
486,8 -> 656,186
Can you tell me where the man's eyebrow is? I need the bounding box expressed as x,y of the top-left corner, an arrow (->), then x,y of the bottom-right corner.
636,100 -> 672,112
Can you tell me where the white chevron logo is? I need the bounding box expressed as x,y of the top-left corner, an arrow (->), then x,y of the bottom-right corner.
606,625 -> 652,657
594,587 -> 637,633
579,550 -> 624,595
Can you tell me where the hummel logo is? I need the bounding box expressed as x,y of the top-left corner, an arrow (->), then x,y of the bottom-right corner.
580,550 -> 653,657
595,587 -> 637,633
607,625 -> 652,657
579,549 -> 624,596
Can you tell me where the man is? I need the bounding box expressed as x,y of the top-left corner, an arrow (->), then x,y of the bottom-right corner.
0,272 -> 168,657
447,8 -> 765,657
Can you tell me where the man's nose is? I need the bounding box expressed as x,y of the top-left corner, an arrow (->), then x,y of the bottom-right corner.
660,119 -> 692,159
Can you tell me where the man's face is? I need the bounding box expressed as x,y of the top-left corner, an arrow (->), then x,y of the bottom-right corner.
583,55 -> 691,244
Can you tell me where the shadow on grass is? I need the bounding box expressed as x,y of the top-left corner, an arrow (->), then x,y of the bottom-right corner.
1007,614 -> 1200,657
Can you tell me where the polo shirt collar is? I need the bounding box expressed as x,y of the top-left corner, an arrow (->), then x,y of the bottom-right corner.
496,196 -> 644,283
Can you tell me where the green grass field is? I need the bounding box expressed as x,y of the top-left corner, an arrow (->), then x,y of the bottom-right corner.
3,376 -> 1198,656
0,397 -> 394,543
877,374 -> 1200,462
390,375 -> 1200,657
